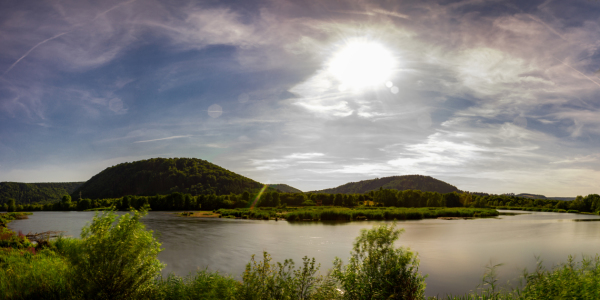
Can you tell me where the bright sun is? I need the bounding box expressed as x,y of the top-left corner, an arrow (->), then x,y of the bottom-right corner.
328,40 -> 396,91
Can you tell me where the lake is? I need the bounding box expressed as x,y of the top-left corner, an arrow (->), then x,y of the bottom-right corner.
8,210 -> 600,297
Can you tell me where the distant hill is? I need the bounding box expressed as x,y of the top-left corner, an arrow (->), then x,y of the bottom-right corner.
517,193 -> 575,201
72,157 -> 265,199
268,184 -> 303,193
516,193 -> 546,199
0,182 -> 84,205
312,175 -> 460,194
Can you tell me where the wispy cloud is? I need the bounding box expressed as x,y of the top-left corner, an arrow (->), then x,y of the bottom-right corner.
134,135 -> 192,143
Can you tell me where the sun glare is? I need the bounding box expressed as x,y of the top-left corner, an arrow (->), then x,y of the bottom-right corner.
328,40 -> 396,90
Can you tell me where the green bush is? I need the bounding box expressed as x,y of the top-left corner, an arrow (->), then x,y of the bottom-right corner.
65,210 -> 164,299
332,224 -> 426,299
152,270 -> 240,300
238,252 -> 338,300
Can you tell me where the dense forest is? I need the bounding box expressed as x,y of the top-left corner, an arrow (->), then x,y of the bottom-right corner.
0,182 -> 83,205
267,184 -> 302,193
312,175 -> 460,194
71,157 -> 266,199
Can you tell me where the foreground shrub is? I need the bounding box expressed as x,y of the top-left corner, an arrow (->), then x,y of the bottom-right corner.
152,270 -> 240,300
65,210 -> 164,299
444,256 -> 600,300
333,224 -> 426,300
238,252 -> 338,300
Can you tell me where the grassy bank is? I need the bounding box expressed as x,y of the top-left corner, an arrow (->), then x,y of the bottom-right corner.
214,206 -> 499,221
494,206 -> 573,213
284,207 -> 498,221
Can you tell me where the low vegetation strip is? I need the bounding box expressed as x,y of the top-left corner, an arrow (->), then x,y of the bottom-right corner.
284,207 -> 498,221
214,207 -> 498,221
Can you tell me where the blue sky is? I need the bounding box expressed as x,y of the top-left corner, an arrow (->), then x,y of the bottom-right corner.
2,0 -> 600,196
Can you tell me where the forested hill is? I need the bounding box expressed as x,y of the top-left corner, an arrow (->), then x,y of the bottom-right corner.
268,184 -> 303,193
0,182 -> 84,204
312,175 -> 460,194
72,157 -> 265,199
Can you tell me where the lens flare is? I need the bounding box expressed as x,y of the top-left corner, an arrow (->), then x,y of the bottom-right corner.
250,184 -> 268,210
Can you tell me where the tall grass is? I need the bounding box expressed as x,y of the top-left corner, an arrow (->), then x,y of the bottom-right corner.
0,248 -> 71,300
152,270 -> 240,300
441,256 -> 600,299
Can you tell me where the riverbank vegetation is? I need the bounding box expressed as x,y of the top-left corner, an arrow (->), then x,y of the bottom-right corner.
4,188 -> 600,220
2,210 -> 600,299
215,206 -> 498,221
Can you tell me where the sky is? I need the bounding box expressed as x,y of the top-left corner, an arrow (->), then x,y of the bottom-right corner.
1,0 -> 600,196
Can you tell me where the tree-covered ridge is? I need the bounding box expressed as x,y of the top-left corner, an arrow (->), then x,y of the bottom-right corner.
313,175 -> 460,194
71,157 -> 265,199
267,184 -> 303,194
0,182 -> 84,205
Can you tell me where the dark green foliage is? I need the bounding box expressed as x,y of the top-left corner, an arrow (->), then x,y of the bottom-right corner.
71,157 -> 265,199
332,224 -> 426,299
77,198 -> 91,210
0,182 -> 83,205
313,175 -> 460,194
61,195 -> 72,210
444,192 -> 462,208
268,184 -> 303,194
7,198 -> 16,212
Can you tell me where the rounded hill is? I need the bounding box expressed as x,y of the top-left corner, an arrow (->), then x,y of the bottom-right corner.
72,157 -> 264,199
313,175 -> 460,194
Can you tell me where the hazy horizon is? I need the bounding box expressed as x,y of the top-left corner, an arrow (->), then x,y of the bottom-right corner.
2,0 -> 600,196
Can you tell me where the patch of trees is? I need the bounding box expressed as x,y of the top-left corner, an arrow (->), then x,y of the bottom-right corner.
313,175 -> 460,194
71,157 -> 265,199
0,182 -> 83,205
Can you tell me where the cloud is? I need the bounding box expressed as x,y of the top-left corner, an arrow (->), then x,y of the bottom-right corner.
134,135 -> 192,143
2,0 -> 600,196
284,153 -> 325,159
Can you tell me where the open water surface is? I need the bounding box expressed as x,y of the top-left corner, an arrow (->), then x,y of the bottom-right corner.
8,210 -> 600,297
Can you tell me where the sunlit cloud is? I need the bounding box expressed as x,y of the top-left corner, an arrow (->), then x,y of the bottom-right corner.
285,153 -> 325,159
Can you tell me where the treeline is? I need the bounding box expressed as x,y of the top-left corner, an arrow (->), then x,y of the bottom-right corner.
0,182 -> 83,205
5,187 -> 600,215
71,157 -> 266,199
477,193 -> 600,213
2,191 -> 310,212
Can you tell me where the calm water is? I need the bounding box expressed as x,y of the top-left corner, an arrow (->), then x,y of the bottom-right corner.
9,210 -> 600,297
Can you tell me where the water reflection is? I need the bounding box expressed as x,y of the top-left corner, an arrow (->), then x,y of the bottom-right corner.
7,210 -> 600,297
